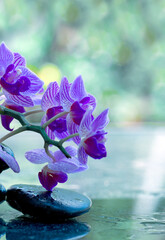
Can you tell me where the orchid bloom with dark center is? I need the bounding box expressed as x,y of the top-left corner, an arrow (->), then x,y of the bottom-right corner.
60,76 -> 96,144
38,166 -> 68,191
46,106 -> 67,133
25,146 -> 87,191
0,64 -> 30,95
77,108 -> 109,164
0,42 -> 44,107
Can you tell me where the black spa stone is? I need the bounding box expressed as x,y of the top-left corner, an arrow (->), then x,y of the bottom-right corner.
6,184 -> 92,220
0,184 -> 6,203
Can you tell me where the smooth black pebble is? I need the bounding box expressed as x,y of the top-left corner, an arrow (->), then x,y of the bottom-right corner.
0,184 -> 6,203
6,184 -> 92,220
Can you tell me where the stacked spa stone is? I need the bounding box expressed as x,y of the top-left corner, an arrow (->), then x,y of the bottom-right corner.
0,184 -> 92,220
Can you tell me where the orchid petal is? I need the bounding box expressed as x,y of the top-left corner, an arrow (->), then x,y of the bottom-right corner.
91,108 -> 109,133
38,171 -> 57,191
79,109 -> 93,138
83,137 -> 107,159
0,145 -> 20,173
13,52 -> 26,68
48,156 -> 87,173
60,77 -> 73,111
3,90 -> 34,107
18,66 -> 44,96
55,172 -> 68,183
78,145 -> 88,165
41,115 -> 56,140
38,169 -> 57,191
0,42 -> 13,70
45,126 -> 56,140
38,166 -> 68,191
25,149 -> 53,164
66,114 -> 81,144
31,94 -> 43,106
1,115 -> 13,131
0,94 -> 6,103
55,130 -> 70,141
1,103 -> 25,131
87,94 -> 97,110
41,82 -> 60,111
54,146 -> 77,162
70,75 -> 87,101
70,101 -> 86,125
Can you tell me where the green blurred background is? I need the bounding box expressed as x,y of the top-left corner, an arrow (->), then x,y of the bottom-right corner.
1,0 -> 165,124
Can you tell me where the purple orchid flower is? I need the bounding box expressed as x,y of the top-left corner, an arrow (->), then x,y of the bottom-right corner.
60,76 -> 96,144
41,81 -> 69,140
77,108 -> 109,164
0,42 -> 44,107
38,165 -> 68,191
25,146 -> 87,191
0,144 -> 20,173
1,100 -> 25,131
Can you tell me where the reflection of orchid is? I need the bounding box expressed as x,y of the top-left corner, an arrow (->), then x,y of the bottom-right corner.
25,146 -> 87,191
0,42 -> 44,107
78,109 -> 109,164
0,144 -> 20,173
60,76 -> 96,144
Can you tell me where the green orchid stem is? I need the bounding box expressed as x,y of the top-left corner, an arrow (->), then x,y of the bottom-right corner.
44,143 -> 56,162
0,105 -> 29,126
42,111 -> 68,129
23,109 -> 43,117
0,106 -> 71,158
59,133 -> 79,145
0,126 -> 27,143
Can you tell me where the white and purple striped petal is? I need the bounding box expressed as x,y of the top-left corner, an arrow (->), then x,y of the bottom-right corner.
3,90 -> 34,107
66,114 -> 81,144
18,66 -> 44,96
41,82 -> 60,111
0,42 -> 13,71
70,75 -> 87,101
60,77 -> 73,111
41,115 -> 56,140
13,52 -> 26,68
79,109 -> 93,138
91,108 -> 109,133
77,145 -> 88,165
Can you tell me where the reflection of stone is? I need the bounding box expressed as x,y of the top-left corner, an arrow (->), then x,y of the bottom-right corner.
0,184 -> 6,203
0,218 -> 6,238
6,184 -> 92,220
6,216 -> 90,240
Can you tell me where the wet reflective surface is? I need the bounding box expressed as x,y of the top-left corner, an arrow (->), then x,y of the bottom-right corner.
1,125 -> 165,239
1,198 -> 165,239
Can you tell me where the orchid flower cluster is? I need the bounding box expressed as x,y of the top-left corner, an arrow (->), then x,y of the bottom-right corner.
0,42 -> 109,191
